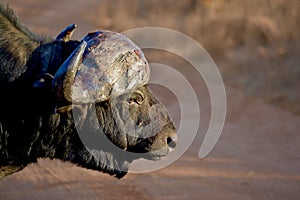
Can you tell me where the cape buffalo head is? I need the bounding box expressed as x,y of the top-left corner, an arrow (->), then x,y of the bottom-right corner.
50,31 -> 177,178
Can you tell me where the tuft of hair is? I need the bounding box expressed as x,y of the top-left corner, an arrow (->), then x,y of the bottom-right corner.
0,3 -> 49,83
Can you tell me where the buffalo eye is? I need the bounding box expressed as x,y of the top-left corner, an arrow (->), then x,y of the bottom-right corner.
127,92 -> 144,105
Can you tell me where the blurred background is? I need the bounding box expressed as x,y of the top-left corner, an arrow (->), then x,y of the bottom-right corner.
12,0 -> 300,114
2,0 -> 300,199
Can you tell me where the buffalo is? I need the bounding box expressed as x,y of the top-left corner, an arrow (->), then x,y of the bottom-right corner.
0,4 -> 176,179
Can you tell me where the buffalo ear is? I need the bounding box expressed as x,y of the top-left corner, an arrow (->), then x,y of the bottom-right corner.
52,41 -> 87,104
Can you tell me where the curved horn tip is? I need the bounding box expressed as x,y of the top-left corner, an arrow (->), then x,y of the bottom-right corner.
56,23 -> 77,42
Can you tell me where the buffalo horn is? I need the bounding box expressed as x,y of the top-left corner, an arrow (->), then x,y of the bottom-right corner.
56,24 -> 77,42
52,41 -> 87,103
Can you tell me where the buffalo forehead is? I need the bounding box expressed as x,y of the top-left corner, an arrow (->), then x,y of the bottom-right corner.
72,31 -> 150,103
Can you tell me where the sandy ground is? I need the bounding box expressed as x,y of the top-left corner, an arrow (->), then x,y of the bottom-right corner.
1,1 -> 300,199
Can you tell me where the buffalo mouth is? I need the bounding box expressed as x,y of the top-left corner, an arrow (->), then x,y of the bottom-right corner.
144,148 -> 172,161
145,135 -> 177,161
126,123 -> 177,161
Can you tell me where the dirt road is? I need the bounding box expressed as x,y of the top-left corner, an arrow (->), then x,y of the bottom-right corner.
1,1 -> 300,199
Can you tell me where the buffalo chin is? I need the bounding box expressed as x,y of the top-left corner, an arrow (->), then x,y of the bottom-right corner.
73,148 -> 130,179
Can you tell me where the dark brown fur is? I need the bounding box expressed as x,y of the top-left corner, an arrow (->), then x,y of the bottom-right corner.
0,3 -> 176,179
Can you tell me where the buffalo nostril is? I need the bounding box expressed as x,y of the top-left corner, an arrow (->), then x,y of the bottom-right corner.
167,136 -> 177,149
